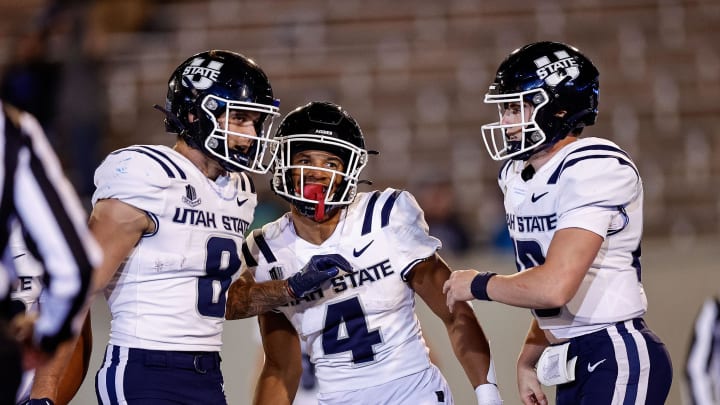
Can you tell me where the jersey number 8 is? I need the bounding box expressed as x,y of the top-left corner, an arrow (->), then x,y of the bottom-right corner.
198,236 -> 241,318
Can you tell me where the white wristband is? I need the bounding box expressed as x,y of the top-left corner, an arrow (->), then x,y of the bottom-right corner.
475,383 -> 503,405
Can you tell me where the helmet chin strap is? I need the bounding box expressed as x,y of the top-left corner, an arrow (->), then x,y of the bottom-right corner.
303,184 -> 326,222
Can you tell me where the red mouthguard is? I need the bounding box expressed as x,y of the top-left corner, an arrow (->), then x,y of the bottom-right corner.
303,184 -> 326,221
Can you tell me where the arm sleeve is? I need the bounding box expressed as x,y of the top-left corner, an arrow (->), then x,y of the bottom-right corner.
11,109 -> 101,353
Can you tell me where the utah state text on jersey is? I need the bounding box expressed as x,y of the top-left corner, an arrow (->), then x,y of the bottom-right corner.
172,207 -> 250,235
506,213 -> 557,233
283,258 -> 394,307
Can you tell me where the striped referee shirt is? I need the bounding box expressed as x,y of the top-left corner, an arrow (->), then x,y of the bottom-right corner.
0,100 -> 100,353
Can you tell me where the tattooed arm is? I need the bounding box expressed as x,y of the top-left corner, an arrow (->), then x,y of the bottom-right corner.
225,271 -> 295,319
226,254 -> 346,319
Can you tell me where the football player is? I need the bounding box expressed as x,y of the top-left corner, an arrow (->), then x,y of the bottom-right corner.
226,101 -> 503,405
85,50 -> 329,404
443,41 -> 673,405
9,223 -> 92,405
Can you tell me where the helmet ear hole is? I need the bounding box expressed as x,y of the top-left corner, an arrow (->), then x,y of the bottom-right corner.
531,93 -> 546,105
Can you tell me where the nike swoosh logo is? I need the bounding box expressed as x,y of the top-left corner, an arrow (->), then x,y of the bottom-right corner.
353,240 -> 375,257
236,198 -> 249,207
530,192 -> 549,203
587,358 -> 606,372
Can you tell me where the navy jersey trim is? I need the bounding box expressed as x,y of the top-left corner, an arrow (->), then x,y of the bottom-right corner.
111,147 -> 185,179
548,146 -> 638,185
400,258 -> 424,282
499,159 -> 513,180
239,173 -> 256,193
631,243 -> 642,282
142,211 -> 159,238
241,241 -> 258,267
251,229 -> 277,263
136,146 -> 187,179
380,190 -> 401,228
606,206 -> 629,237
574,144 -> 630,158
361,191 -> 381,236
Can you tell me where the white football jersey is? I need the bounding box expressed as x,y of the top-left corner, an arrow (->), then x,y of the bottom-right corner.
92,145 -> 256,351
245,188 -> 440,393
8,222 -> 43,315
9,222 -> 43,404
499,137 -> 647,339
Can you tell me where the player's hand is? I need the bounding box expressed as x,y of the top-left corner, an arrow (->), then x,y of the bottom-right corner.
442,269 -> 481,312
10,313 -> 51,370
517,363 -> 547,405
287,254 -> 351,298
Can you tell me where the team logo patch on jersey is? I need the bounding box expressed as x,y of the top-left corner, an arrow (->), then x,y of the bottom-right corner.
269,266 -> 285,281
182,184 -> 202,207
534,50 -> 580,86
182,57 -> 224,90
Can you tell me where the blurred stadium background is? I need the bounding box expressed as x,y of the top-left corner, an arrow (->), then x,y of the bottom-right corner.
1,0 -> 718,404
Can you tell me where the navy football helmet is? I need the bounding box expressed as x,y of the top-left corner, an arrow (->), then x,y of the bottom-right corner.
481,41 -> 599,161
160,50 -> 280,173
271,102 -> 369,221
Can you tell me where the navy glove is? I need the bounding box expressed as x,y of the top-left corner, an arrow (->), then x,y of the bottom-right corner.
20,399 -> 55,405
287,254 -> 350,298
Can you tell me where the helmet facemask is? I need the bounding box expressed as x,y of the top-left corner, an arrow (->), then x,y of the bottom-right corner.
200,94 -> 280,173
481,87 -> 550,161
272,134 -> 369,222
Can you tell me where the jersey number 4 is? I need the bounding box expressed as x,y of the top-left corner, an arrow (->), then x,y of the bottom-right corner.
322,296 -> 382,364
198,236 -> 241,318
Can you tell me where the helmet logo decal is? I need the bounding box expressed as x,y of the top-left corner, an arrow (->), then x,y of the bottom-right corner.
533,51 -> 580,86
182,58 -> 224,90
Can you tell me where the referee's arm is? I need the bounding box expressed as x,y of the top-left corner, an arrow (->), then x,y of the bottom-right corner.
4,103 -> 101,354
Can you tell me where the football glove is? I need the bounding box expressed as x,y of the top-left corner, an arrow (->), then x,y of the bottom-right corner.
287,254 -> 350,298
